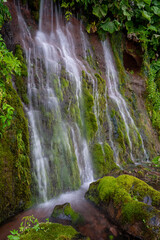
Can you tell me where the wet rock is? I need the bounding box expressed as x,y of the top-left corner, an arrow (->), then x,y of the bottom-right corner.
51,203 -> 84,226
143,196 -> 152,205
85,175 -> 160,240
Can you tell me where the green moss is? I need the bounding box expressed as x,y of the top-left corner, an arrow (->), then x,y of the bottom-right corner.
92,143 -> 105,178
52,203 -> 84,225
122,200 -> 148,223
42,122 -> 81,199
110,108 -> 129,158
61,77 -> 69,90
89,175 -> 160,221
117,175 -> 160,208
50,74 -> 63,102
84,111 -> 98,142
94,73 -> 105,86
0,79 -> 31,223
86,49 -> 98,70
91,142 -> 118,179
14,45 -> 29,105
81,74 -> 98,142
83,87 -> 94,110
152,156 -> 160,167
70,102 -> 82,129
103,142 -> 118,171
20,223 -> 87,240
110,32 -> 126,93
117,128 -> 126,153
94,73 -> 107,126
86,175 -> 160,238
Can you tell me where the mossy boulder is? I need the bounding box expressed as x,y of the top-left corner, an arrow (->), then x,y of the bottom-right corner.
85,175 -> 160,240
52,203 -> 84,226
20,222 -> 89,240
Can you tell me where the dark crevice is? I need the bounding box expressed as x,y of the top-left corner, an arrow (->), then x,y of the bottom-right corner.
123,51 -> 141,72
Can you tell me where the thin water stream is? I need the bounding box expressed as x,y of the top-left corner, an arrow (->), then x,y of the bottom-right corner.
103,40 -> 148,164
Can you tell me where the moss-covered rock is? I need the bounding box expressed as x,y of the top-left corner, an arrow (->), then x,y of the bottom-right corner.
91,142 -> 118,178
52,203 -> 84,226
81,72 -> 98,142
14,45 -> 29,105
20,222 -> 89,240
0,79 -> 31,224
85,175 -> 160,240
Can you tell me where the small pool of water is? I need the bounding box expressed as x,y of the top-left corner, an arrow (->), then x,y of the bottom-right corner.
0,183 -> 139,240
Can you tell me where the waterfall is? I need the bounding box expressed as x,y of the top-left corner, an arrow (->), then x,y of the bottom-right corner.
14,0 -> 149,202
15,0 -> 95,202
102,39 -> 148,164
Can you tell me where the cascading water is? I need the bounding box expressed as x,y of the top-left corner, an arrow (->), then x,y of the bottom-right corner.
14,0 -> 149,202
16,0 -> 95,201
102,39 -> 148,164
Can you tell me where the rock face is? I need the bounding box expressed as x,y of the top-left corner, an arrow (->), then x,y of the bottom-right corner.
85,175 -> 160,240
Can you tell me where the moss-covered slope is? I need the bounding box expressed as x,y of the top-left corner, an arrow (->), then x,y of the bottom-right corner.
0,78 -> 31,224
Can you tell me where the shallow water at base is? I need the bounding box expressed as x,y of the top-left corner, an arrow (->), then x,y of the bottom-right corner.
0,182 -> 139,240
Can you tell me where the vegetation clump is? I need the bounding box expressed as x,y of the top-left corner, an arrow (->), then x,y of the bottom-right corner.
81,72 -> 98,142
20,223 -> 87,240
0,1 -> 31,223
8,216 -> 89,240
91,142 -> 118,178
152,156 -> 160,168
14,45 -> 29,105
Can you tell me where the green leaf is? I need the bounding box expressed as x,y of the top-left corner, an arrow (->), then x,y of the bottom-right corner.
101,20 -> 117,34
151,6 -> 160,16
92,5 -> 101,18
92,4 -> 108,19
152,0 -> 160,6
61,2 -> 69,8
125,21 -> 134,32
143,0 -> 151,5
100,5 -> 108,17
86,23 -> 91,33
137,1 -> 145,9
142,10 -> 152,21
10,230 -> 17,235
122,5 -> 132,21
148,25 -> 157,32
